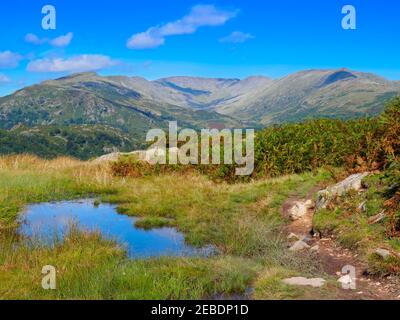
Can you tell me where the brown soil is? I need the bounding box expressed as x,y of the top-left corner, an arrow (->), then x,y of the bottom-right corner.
282,191 -> 400,300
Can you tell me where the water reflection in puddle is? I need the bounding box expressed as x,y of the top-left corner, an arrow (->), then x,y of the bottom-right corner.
19,200 -> 213,258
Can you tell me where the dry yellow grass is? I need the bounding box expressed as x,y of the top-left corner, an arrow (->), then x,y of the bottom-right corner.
0,154 -> 82,171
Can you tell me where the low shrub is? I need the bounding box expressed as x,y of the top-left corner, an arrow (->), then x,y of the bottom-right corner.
112,98 -> 400,183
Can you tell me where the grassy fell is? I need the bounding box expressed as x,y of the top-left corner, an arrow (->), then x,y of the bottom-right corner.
1,98 -> 399,299
313,172 -> 400,275
0,155 -> 332,299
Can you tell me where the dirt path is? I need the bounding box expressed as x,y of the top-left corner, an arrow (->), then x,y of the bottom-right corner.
282,192 -> 400,300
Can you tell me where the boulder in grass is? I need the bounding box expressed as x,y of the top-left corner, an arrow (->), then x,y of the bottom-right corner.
289,240 -> 310,252
316,173 -> 369,210
282,277 -> 326,288
288,200 -> 314,221
375,248 -> 392,260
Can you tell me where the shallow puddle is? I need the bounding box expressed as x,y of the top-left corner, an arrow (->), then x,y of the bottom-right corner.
19,199 -> 213,258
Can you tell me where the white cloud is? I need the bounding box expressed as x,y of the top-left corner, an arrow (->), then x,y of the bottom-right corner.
127,4 -> 238,49
25,32 -> 74,47
219,31 -> 254,44
127,29 -> 165,50
27,54 -> 117,73
25,33 -> 48,45
0,51 -> 22,69
0,74 -> 10,83
49,32 -> 74,47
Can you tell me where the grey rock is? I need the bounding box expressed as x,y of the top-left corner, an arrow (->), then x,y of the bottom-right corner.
316,173 -> 369,210
375,248 -> 391,260
288,200 -> 314,221
289,240 -> 310,252
310,245 -> 320,253
287,233 -> 300,240
93,147 -> 178,164
92,152 -> 122,163
93,150 -> 146,163
358,201 -> 367,213
282,277 -> 326,288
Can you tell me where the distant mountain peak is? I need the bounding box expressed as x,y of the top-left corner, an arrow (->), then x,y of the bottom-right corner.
1,69 -> 398,135
321,70 -> 357,87
42,72 -> 100,86
58,72 -> 99,80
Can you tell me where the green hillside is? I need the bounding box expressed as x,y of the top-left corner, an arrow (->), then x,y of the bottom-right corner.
0,125 -> 138,160
0,73 -> 242,144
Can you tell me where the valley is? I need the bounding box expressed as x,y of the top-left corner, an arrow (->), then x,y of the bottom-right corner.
0,68 -> 399,300
1,68 -> 399,160
0,97 -> 399,300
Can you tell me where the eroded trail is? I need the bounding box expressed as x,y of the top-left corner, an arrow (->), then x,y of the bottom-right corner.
281,190 -> 400,300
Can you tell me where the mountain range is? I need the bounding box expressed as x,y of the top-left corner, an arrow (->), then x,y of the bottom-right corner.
0,68 -> 399,156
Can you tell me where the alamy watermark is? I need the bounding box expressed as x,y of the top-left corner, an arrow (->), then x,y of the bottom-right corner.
339,265 -> 357,290
145,122 -> 254,176
342,5 -> 356,30
42,5 -> 56,30
42,265 -> 56,290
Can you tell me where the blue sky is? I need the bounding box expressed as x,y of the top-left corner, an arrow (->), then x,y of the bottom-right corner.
0,0 -> 399,96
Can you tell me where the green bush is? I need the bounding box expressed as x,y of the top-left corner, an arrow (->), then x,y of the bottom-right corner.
253,118 -> 380,177
112,97 -> 400,183
379,97 -> 400,162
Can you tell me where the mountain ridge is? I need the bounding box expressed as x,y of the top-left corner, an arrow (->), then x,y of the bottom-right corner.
0,69 -> 399,142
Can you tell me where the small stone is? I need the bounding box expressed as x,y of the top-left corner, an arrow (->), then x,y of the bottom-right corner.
289,240 -> 310,252
287,233 -> 300,240
288,201 -> 308,221
304,199 -> 315,209
368,210 -> 386,224
375,248 -> 391,260
301,234 -> 313,244
310,245 -> 319,253
358,201 -> 367,213
316,173 -> 369,210
282,277 -> 326,288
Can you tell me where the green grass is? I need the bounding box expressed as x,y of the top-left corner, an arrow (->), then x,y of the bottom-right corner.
0,227 -> 259,299
313,172 -> 400,275
253,267 -> 304,300
0,155 -> 333,299
134,217 -> 175,230
367,252 -> 400,276
0,165 -> 115,226
1,98 -> 399,299
103,170 -> 331,256
252,267 -> 338,300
